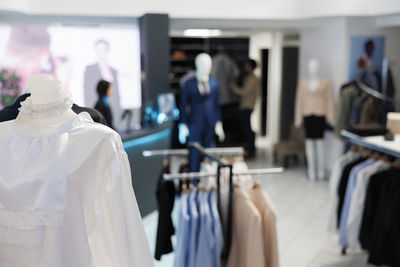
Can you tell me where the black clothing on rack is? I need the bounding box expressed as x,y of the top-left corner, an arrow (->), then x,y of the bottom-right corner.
337,157 -> 367,227
155,165 -> 176,260
358,168 -> 394,250
355,168 -> 400,267
0,93 -> 108,126
368,174 -> 400,266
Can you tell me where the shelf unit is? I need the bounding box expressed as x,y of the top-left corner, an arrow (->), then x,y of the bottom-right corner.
341,130 -> 400,158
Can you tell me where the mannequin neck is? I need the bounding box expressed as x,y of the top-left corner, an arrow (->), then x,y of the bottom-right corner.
196,72 -> 209,82
17,109 -> 77,130
309,76 -> 319,92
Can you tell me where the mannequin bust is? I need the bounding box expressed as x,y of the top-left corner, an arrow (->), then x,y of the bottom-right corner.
17,74 -> 77,128
308,58 -> 320,92
179,53 -> 225,144
295,58 -> 321,127
196,53 -> 212,93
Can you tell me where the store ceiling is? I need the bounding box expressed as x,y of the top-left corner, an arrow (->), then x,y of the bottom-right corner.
1,0 -> 400,20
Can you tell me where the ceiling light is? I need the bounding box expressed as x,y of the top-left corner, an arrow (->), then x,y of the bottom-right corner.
183,29 -> 222,37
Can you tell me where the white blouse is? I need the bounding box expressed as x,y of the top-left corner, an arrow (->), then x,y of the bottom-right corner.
0,111 -> 154,267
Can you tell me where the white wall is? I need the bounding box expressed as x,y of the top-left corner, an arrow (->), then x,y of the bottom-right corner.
1,0 -> 400,19
0,0 -> 28,13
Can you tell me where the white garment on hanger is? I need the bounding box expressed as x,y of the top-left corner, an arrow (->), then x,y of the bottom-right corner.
327,151 -> 359,232
0,112 -> 153,267
345,160 -> 390,249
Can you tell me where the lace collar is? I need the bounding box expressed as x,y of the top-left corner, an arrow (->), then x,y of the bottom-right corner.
18,93 -> 74,119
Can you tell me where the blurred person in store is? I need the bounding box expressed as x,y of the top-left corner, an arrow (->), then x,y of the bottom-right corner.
229,58 -> 259,159
2,26 -> 56,91
356,39 -> 379,91
94,80 -> 114,128
84,39 -> 120,110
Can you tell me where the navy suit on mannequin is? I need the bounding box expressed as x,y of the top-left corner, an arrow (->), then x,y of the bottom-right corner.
181,76 -> 221,171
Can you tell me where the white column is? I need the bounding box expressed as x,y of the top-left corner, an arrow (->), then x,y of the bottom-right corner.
267,31 -> 284,148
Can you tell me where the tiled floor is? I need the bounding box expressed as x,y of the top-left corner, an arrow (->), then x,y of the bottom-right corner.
143,149 -> 373,267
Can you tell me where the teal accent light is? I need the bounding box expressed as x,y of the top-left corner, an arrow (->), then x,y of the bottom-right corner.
123,128 -> 171,150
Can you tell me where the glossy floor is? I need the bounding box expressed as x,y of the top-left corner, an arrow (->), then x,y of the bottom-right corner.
143,150 -> 372,267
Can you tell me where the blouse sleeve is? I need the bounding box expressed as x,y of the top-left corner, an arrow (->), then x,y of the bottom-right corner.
294,81 -> 303,126
325,81 -> 335,123
89,146 -> 154,267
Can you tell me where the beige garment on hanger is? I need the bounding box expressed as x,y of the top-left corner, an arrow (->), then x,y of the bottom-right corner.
248,186 -> 280,267
226,187 -> 265,267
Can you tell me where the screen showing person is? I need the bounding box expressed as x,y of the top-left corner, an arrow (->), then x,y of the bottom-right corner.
0,23 -> 141,130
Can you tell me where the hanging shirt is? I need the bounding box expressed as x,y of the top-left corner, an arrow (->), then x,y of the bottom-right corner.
226,187 -> 265,267
187,189 -> 200,267
0,110 -> 153,267
359,168 -> 396,251
339,159 -> 376,247
209,190 -> 224,267
337,157 -> 369,227
155,165 -> 176,260
194,191 -> 214,267
175,193 -> 190,267
327,151 -> 360,232
346,160 -> 390,249
248,187 -> 279,267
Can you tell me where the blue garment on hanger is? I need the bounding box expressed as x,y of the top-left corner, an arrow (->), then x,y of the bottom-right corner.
174,193 -> 191,267
339,159 -> 376,247
194,191 -> 214,267
188,189 -> 200,267
209,190 -> 224,267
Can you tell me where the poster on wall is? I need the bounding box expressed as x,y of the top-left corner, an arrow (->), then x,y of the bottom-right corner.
0,24 -> 142,117
348,36 -> 385,92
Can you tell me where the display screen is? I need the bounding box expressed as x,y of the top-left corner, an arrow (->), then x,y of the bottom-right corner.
0,23 -> 141,127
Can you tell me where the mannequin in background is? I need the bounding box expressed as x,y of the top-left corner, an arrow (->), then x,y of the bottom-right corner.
295,59 -> 334,181
179,53 -> 225,171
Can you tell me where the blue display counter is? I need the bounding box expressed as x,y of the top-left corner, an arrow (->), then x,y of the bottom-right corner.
121,123 -> 172,217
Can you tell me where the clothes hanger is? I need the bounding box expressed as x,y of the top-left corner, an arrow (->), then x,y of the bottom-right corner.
252,181 -> 261,189
381,155 -> 391,163
391,160 -> 400,169
361,148 -> 371,158
189,183 -> 194,193
370,152 -> 381,160
162,159 -> 169,168
198,183 -> 207,193
181,184 -> 188,194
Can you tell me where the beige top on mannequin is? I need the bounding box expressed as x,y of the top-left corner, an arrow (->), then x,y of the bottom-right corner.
295,59 -> 334,126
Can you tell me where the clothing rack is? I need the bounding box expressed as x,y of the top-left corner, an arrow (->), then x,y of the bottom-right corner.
341,129 -> 400,158
143,143 -> 283,260
163,168 -> 284,180
356,81 -> 394,103
142,147 -> 245,157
